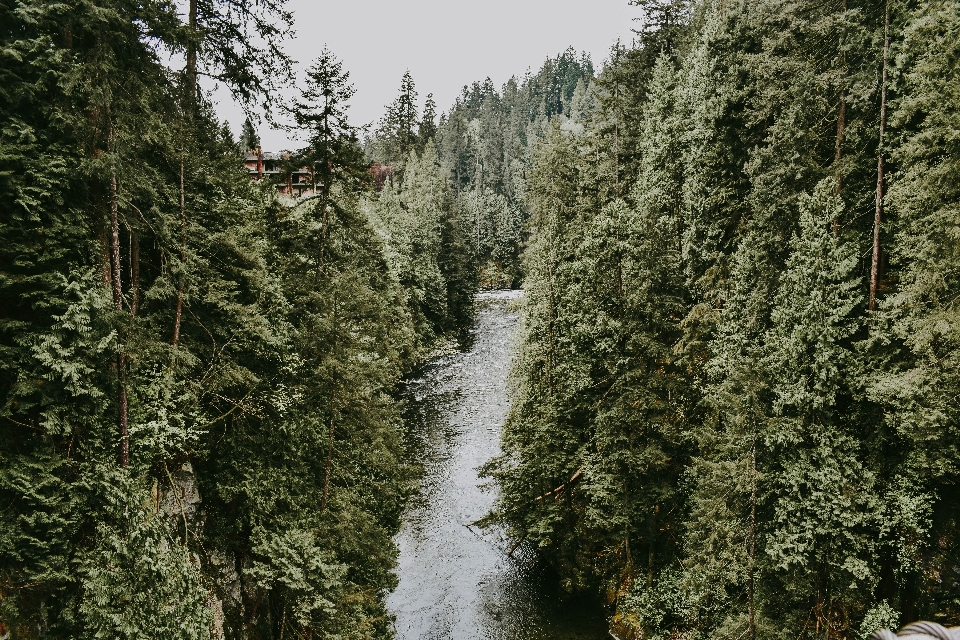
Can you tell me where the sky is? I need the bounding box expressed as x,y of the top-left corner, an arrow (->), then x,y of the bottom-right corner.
213,0 -> 640,151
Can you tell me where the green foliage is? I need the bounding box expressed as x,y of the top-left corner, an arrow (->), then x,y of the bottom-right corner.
875,0 -> 960,621
0,1 -> 472,637
364,141 -> 475,347
491,0 -> 960,637
6,0 -> 959,637
363,49 -> 595,288
186,0 -> 295,106
368,71 -> 422,168
241,117 -> 260,150
80,506 -> 211,640
288,47 -> 365,194
860,601 -> 901,640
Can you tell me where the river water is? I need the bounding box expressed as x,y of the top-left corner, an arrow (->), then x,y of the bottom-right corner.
387,290 -> 608,640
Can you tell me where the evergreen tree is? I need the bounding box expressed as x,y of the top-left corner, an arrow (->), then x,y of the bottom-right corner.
241,116 -> 260,150
760,184 -> 874,634
287,46 -> 365,261
371,71 -> 421,168
182,0 -> 294,106
6,0 -> 960,637
419,93 -> 438,148
426,49 -> 596,288
489,1 -> 960,637
364,143 -> 457,350
873,0 -> 960,621
0,4 -> 414,635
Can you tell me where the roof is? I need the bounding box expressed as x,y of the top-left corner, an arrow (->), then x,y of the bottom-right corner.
243,150 -> 290,161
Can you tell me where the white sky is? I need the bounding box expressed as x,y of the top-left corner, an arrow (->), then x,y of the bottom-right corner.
212,0 -> 640,151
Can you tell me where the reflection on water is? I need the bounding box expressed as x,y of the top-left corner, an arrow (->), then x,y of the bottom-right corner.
387,290 -> 608,640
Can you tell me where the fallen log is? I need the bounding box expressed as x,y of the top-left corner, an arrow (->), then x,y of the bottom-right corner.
535,467 -> 583,502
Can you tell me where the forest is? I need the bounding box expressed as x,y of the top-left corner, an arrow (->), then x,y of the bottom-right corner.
1,0 -> 958,638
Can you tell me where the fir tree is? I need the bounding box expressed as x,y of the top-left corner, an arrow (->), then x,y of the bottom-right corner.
241,116 -> 260,151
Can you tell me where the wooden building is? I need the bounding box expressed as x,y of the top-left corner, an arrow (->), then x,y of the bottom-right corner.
244,147 -> 314,197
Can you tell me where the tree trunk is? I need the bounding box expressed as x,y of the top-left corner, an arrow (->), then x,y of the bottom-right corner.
99,228 -> 113,288
109,172 -> 123,310
833,97 -> 846,195
177,0 -> 196,340
130,232 -> 140,317
824,592 -> 833,640
613,56 -> 620,197
172,152 -> 186,345
546,241 -> 556,397
321,403 -> 336,513
748,440 -> 757,640
186,0 -> 198,103
646,509 -> 656,588
616,209 -> 623,300
107,109 -> 129,467
832,0 -> 848,234
319,160 -> 331,267
870,1 -> 891,311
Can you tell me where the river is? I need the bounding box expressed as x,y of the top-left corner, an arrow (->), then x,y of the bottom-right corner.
387,290 -> 609,640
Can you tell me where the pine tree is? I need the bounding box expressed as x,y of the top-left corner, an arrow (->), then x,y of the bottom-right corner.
371,71 -> 420,167
182,0 -> 293,107
287,47 -> 365,261
872,0 -> 960,621
0,0 -> 238,633
760,183 -> 874,635
241,116 -> 260,151
420,92 -> 438,148
0,5 -> 413,636
365,142 -> 456,349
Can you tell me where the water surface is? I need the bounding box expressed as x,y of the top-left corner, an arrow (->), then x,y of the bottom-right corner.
388,290 -> 608,640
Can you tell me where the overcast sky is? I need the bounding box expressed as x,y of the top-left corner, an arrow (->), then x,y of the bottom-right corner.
213,0 -> 640,151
